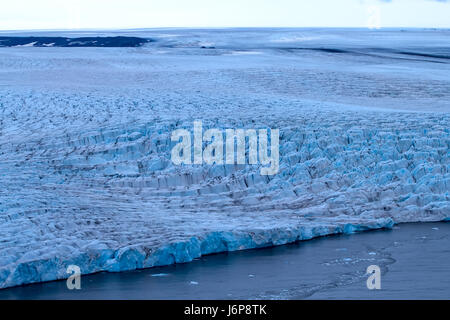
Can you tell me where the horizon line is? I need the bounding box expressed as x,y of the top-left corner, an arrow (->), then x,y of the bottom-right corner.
1,26 -> 450,33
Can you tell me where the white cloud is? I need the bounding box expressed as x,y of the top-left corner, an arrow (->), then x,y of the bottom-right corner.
0,0 -> 449,30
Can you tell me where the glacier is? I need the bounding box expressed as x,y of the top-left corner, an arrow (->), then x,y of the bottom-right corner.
0,28 -> 449,288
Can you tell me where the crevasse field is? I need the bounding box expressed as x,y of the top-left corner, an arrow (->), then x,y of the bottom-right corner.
0,28 -> 449,289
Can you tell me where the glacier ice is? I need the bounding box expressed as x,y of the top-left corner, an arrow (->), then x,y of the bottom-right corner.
0,29 -> 449,288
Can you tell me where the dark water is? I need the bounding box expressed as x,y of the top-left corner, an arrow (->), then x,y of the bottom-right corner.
1,222 -> 449,300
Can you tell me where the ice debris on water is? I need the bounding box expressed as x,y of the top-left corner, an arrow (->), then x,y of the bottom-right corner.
151,273 -> 169,277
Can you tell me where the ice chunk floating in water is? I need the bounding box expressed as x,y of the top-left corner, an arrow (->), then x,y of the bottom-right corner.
0,28 -> 449,289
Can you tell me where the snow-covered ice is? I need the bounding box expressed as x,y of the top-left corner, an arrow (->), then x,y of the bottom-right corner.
0,28 -> 448,288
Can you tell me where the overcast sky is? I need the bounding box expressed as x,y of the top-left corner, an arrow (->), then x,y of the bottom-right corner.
0,0 -> 449,30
